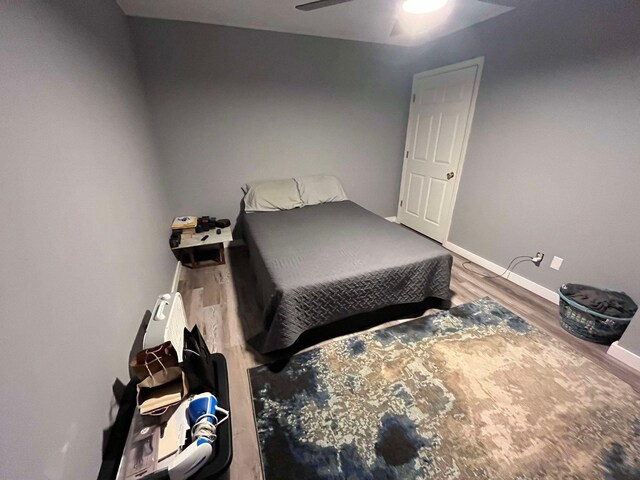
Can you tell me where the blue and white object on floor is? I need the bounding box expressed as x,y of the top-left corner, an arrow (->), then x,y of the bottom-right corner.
168,393 -> 229,480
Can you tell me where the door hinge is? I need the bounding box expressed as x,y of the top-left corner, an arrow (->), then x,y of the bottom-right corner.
412,93 -> 416,103
405,150 -> 409,158
400,200 -> 403,207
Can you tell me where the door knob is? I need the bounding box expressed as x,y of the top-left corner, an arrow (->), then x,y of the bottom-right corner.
447,172 -> 455,180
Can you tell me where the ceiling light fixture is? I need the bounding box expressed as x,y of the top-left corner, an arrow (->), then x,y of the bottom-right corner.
402,0 -> 450,15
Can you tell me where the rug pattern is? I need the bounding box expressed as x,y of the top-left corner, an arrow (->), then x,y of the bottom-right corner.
248,298 -> 640,479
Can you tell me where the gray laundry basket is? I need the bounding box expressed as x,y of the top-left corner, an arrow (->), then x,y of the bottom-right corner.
558,287 -> 633,344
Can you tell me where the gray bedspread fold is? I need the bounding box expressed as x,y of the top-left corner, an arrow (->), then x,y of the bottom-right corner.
242,201 -> 452,352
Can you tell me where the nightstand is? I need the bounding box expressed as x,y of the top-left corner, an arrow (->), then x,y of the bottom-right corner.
171,226 -> 232,268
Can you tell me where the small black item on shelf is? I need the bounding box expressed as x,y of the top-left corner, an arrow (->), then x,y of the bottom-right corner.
215,219 -> 230,229
197,216 -> 214,233
169,231 -> 181,249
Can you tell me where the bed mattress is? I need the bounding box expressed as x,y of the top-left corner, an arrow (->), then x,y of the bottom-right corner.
242,200 -> 452,352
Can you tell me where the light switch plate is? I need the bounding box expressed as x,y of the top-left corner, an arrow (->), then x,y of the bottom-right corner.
550,256 -> 563,270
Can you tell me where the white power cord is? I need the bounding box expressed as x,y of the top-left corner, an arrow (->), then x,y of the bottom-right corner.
462,255 -> 540,279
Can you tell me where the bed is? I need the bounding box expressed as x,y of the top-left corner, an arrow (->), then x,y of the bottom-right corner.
242,199 -> 453,353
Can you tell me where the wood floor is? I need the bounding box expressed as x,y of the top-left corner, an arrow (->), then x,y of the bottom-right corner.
178,246 -> 640,480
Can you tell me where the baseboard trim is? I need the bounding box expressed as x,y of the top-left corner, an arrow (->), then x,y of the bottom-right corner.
171,260 -> 181,293
607,341 -> 640,372
444,241 -> 559,305
385,216 -> 398,223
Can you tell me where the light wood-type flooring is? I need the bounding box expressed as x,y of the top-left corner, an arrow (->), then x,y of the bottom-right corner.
178,246 -> 640,480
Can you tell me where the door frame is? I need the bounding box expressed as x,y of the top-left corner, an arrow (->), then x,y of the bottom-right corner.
397,56 -> 484,244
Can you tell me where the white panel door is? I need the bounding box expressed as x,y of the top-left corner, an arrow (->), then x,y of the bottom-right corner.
398,60 -> 482,242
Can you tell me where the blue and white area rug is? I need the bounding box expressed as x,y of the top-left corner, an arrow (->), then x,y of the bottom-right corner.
248,298 -> 640,479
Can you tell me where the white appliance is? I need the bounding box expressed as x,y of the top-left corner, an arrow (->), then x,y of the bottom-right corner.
144,292 -> 188,362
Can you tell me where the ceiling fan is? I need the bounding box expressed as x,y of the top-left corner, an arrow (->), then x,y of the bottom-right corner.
295,0 -> 524,37
295,0 -> 523,11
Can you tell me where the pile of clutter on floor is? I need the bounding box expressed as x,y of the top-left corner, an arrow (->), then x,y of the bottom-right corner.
116,292 -> 232,480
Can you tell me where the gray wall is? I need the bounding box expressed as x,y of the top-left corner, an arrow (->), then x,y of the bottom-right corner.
127,19 -> 415,223
0,1 -> 175,478
403,0 -> 640,353
4,1 -> 638,476
127,5 -> 640,353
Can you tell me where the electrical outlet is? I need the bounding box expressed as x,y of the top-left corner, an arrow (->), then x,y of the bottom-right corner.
533,252 -> 544,267
550,256 -> 563,270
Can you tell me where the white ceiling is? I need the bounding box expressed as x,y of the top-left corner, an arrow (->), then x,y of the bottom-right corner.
117,0 -> 514,47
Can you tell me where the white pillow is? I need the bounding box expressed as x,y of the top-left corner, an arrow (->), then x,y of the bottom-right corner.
294,175 -> 348,206
243,178 -> 303,213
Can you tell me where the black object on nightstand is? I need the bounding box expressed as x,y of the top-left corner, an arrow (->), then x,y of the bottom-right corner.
171,225 -> 232,269
169,230 -> 182,249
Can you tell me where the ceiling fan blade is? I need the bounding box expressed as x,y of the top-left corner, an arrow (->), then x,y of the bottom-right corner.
476,0 -> 528,6
389,19 -> 403,37
295,0 -> 356,11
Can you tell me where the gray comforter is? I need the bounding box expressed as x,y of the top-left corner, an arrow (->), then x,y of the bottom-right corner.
242,201 -> 452,352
